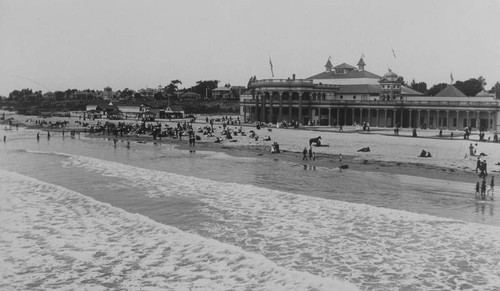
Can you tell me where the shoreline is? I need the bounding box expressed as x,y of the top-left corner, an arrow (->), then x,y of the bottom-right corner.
83,130 -> 482,185
2,113 -> 496,185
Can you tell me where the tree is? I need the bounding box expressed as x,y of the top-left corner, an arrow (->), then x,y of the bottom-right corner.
247,75 -> 257,90
165,80 -> 182,98
410,79 -> 428,94
454,77 -> 486,97
426,83 -> 448,96
187,80 -> 219,99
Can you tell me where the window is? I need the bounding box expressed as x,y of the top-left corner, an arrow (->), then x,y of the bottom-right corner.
353,95 -> 356,99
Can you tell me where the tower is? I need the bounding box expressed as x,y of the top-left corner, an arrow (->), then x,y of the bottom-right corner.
325,59 -> 333,72
357,57 -> 366,71
379,69 -> 402,100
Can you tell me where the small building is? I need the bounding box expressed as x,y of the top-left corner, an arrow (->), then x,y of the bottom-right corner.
211,87 -> 231,100
160,105 -> 184,119
179,92 -> 201,100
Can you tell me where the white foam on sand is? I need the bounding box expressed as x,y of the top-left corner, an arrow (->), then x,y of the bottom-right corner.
65,154 -> 500,290
0,169 -> 358,291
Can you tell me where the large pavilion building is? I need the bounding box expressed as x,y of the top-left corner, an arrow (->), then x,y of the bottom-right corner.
240,58 -> 500,131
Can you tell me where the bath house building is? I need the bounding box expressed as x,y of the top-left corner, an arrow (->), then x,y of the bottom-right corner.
240,58 -> 500,132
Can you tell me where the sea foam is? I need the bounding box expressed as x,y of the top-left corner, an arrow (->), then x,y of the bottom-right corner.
0,169 -> 358,291
63,154 -> 500,290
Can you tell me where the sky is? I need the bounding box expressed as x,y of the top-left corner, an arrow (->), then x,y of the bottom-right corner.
0,0 -> 499,96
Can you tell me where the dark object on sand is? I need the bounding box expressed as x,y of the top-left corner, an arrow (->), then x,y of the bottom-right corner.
340,165 -> 349,169
309,136 -> 322,146
357,147 -> 370,152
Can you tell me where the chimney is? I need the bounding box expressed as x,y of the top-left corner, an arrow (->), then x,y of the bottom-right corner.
496,82 -> 500,99
292,74 -> 296,80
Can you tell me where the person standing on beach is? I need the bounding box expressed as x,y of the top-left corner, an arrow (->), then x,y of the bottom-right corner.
47,131 -> 50,140
488,176 -> 495,195
303,147 -> 308,161
481,178 -> 487,197
476,157 -> 481,173
475,181 -> 480,196
308,147 -> 313,160
36,132 -> 40,141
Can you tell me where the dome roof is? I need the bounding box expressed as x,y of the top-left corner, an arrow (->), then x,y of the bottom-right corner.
382,69 -> 398,79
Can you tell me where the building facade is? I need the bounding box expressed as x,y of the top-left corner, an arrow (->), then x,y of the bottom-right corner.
240,58 -> 500,131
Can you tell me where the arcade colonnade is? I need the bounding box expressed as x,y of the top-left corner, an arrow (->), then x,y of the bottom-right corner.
241,89 -> 499,131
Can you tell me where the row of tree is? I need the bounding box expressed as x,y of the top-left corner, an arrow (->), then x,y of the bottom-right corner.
409,76 -> 496,97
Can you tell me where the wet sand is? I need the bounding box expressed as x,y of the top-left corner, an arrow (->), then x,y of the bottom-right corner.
3,113 -> 498,185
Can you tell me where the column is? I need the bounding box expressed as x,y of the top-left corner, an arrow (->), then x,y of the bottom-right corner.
243,102 -> 247,122
298,92 -> 303,125
269,92 -> 274,124
254,93 -> 259,122
400,109 -> 404,128
352,108 -> 355,125
308,93 -> 313,124
261,92 -> 266,122
477,111 -> 480,130
344,108 -> 347,126
288,92 -> 292,123
446,110 -> 449,129
328,108 -> 332,126
488,111 -> 492,130
376,109 -> 380,127
337,107 -> 340,125
359,108 -> 363,124
417,110 -> 421,128
384,109 -> 388,127
278,92 -> 283,122
427,110 -> 430,128
436,110 -> 439,128
456,110 -> 459,129
393,109 -> 396,127
466,111 -> 469,128
409,110 -> 412,128
367,109 -> 371,126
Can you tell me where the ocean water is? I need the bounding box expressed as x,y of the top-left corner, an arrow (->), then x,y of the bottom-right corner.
1,125 -> 500,290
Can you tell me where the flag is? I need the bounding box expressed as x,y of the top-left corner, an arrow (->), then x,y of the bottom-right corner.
392,48 -> 397,59
450,72 -> 454,84
269,58 -> 274,78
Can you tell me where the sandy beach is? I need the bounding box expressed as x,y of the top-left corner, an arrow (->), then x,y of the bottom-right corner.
3,112 -> 499,185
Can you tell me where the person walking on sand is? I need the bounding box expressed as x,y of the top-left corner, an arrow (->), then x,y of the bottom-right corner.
36,132 -> 40,141
476,157 -> 481,173
475,181 -> 480,196
308,147 -> 313,160
303,147 -> 308,161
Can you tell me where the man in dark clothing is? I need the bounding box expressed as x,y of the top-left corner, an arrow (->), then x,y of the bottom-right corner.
481,179 -> 487,197
476,158 -> 481,173
303,147 -> 308,161
308,147 -> 313,160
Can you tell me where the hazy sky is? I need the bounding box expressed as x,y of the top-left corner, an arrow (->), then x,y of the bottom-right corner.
0,0 -> 499,96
